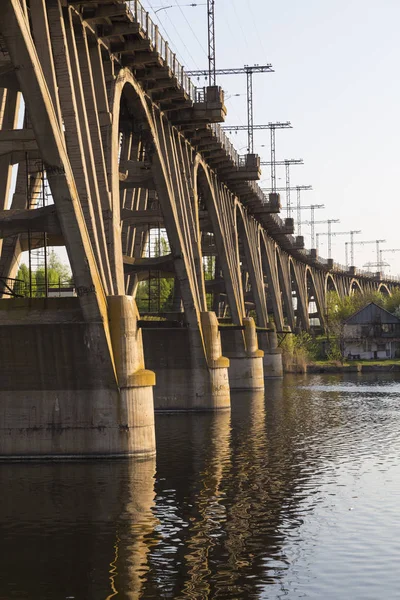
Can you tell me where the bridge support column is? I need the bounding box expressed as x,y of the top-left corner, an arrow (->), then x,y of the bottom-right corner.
220,318 -> 265,390
108,296 -> 156,457
258,326 -> 283,378
141,311 -> 230,411
0,297 -> 156,459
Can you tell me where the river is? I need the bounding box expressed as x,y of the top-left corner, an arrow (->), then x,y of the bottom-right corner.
1,373 -> 400,599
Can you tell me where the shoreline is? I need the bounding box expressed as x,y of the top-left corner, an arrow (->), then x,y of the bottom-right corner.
306,361 -> 400,374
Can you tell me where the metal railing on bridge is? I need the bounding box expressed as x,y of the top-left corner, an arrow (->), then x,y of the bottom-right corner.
126,0 -> 197,102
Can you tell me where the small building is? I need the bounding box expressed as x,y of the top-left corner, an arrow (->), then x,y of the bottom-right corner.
343,302 -> 400,360
47,286 -> 76,298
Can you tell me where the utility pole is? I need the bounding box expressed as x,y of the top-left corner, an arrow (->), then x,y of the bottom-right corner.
224,123 -> 292,190
263,183 -> 311,224
187,65 -> 274,152
347,230 -> 362,266
311,219 -> 340,256
351,239 -> 386,270
207,0 -> 216,85
379,249 -> 400,273
260,159 -> 303,217
317,230 -> 360,263
294,203 -> 324,237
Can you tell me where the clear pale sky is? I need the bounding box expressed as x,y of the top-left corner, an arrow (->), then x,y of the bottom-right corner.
142,0 -> 400,275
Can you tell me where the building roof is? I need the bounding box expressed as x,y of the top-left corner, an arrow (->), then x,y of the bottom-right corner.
345,302 -> 400,325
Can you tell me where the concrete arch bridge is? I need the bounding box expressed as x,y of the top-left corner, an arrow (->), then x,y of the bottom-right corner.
0,0 -> 398,458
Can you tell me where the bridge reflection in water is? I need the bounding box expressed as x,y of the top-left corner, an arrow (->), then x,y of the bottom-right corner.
3,375 -> 400,598
0,377 -> 363,600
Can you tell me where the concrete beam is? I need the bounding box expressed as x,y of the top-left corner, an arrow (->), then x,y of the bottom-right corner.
119,160 -> 156,190
121,208 -> 164,226
0,65 -> 20,91
123,254 -> 175,274
0,205 -> 61,237
0,129 -> 38,157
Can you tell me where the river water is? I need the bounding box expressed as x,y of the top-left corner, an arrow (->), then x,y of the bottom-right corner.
2,374 -> 400,599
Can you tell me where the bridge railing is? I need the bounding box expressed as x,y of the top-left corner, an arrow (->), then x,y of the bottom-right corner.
210,124 -> 239,167
127,0 -> 197,101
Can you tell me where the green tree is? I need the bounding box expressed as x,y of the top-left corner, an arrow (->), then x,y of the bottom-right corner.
13,251 -> 72,298
136,234 -> 174,313
14,263 -> 32,297
384,289 -> 400,315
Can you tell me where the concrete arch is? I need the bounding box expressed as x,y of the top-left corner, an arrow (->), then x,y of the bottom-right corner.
349,278 -> 363,295
305,266 -> 325,329
325,273 -> 339,296
108,69 -> 161,294
110,69 -> 208,327
192,156 -> 243,322
259,231 -> 284,331
275,248 -> 295,330
289,257 -> 308,330
378,283 -> 391,296
233,201 -> 259,319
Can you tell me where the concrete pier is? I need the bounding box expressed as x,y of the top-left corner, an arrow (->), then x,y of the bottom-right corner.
258,327 -> 283,378
220,318 -> 265,390
0,297 -> 155,458
142,311 -> 230,411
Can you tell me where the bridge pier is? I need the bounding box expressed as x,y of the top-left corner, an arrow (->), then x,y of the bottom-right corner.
0,297 -> 156,459
258,327 -> 284,378
220,318 -> 265,390
142,312 -> 231,411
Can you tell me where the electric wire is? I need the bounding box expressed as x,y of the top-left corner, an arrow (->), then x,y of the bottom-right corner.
172,0 -> 208,60
144,0 -> 202,70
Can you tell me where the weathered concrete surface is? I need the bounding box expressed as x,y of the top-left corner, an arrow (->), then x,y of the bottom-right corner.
258,329 -> 283,378
0,297 -> 155,458
220,318 -> 264,390
142,312 -> 230,410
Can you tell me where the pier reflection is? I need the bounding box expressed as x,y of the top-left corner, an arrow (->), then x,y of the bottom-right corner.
0,458 -> 157,600
0,376 -> 370,599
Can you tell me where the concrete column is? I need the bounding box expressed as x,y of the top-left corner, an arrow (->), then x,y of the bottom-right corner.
141,311 -> 230,411
258,326 -> 283,378
0,296 -> 156,458
108,295 -> 156,456
220,317 -> 265,390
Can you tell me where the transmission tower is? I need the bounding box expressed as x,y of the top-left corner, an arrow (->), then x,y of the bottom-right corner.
379,248 -> 400,273
207,0 -> 216,85
294,203 -> 323,237
342,231 -> 362,266
260,159 -> 303,217
317,230 -> 360,262
350,239 -> 386,269
187,65 -> 274,152
312,219 -> 340,257
223,122 -> 292,191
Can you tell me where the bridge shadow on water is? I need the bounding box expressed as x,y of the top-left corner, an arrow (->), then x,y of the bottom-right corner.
0,376 -> 378,599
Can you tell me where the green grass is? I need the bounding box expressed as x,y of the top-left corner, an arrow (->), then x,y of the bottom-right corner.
311,359 -> 400,367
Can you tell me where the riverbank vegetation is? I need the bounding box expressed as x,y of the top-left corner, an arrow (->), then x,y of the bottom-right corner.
281,289 -> 400,369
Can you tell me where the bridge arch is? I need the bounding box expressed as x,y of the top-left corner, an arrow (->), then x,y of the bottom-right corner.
193,157 -> 243,322
109,68 -> 161,297
378,283 -> 391,296
349,278 -> 363,295
110,68 -> 209,328
275,248 -> 295,330
325,273 -> 339,296
233,201 -> 268,326
259,231 -> 284,330
289,258 -> 308,330
305,266 -> 325,330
